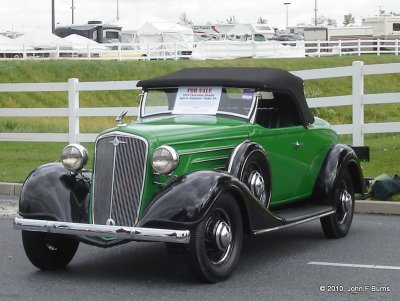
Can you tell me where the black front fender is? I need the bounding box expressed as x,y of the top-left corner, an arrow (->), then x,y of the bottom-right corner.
19,163 -> 91,223
137,170 -> 283,232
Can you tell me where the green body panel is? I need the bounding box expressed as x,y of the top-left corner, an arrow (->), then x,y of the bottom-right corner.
90,115 -> 338,219
250,119 -> 339,206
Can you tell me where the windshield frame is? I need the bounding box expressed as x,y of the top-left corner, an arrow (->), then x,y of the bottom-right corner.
139,87 -> 260,122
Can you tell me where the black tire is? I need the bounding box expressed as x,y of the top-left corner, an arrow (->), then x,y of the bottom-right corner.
320,170 -> 355,238
239,150 -> 271,207
186,192 -> 243,283
22,231 -> 79,270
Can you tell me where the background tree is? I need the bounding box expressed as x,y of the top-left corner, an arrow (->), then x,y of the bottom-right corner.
178,12 -> 193,26
327,18 -> 337,26
343,13 -> 355,26
257,17 -> 268,24
311,15 -> 336,26
226,16 -> 237,24
390,11 -> 400,16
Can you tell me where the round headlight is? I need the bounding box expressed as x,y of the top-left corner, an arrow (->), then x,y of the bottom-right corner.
61,144 -> 88,172
152,145 -> 179,174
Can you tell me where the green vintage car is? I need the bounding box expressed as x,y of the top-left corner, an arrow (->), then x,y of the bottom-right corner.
14,67 -> 368,283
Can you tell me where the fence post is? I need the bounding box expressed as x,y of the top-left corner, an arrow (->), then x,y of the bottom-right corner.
56,43 -> 60,59
87,43 -> 91,60
352,61 -> 364,146
377,39 -> 381,56
118,43 -> 122,61
23,43 -> 27,59
68,78 -> 79,144
396,39 -> 399,56
339,40 -> 342,56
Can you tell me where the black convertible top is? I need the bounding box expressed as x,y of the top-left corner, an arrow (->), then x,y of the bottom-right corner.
137,67 -> 314,125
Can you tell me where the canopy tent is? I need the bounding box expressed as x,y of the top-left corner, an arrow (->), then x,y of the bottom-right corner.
114,14 -> 168,32
226,24 -> 254,41
16,29 -> 67,49
62,34 -> 108,51
136,22 -> 194,47
0,34 -> 27,51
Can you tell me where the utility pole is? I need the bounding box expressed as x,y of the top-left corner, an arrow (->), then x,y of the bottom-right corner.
117,0 -> 120,21
284,2 -> 291,28
71,0 -> 75,24
51,0 -> 55,33
314,0 -> 318,26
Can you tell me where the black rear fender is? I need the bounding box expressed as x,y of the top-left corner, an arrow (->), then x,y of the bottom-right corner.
312,144 -> 367,202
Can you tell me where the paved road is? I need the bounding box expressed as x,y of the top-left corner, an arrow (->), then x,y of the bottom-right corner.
1,213 -> 399,301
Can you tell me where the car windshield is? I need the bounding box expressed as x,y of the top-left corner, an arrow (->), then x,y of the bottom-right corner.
141,87 -> 257,119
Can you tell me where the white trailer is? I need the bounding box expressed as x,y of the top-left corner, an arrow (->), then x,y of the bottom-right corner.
362,15 -> 400,39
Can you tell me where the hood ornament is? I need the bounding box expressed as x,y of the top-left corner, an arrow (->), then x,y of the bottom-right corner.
116,110 -> 128,126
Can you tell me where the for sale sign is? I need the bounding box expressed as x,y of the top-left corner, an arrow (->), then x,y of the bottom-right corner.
173,86 -> 222,115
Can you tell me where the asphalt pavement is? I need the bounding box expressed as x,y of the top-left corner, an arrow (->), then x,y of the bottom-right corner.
1,212 -> 399,301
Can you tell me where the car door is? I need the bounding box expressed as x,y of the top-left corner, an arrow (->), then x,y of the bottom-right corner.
252,125 -> 314,205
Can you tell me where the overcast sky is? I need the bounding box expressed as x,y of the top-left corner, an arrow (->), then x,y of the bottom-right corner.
1,0 -> 400,32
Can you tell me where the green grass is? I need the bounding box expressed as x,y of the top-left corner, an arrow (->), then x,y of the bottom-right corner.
0,55 -> 400,182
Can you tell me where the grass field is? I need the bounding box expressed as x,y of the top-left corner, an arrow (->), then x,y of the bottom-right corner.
1,55 -> 400,183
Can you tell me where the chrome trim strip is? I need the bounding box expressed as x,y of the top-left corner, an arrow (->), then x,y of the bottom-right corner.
92,131 -> 149,225
226,141 -> 247,174
179,145 -> 235,156
14,217 -> 190,244
108,138 -> 118,221
253,210 -> 335,235
192,155 -> 230,164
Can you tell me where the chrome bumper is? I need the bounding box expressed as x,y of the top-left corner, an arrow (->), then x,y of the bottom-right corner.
14,217 -> 190,244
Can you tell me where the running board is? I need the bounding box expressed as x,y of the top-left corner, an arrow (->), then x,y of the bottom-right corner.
253,209 -> 335,235
273,204 -> 334,223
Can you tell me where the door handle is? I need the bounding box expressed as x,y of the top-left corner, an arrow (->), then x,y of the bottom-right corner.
293,141 -> 304,148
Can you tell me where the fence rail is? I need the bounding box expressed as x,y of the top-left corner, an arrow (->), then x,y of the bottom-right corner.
0,61 -> 399,146
1,39 -> 399,61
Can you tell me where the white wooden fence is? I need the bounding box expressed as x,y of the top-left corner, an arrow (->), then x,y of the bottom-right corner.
0,61 -> 400,146
1,39 -> 399,61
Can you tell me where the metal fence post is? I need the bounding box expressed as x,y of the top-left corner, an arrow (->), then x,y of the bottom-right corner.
68,78 -> 79,144
352,61 -> 364,146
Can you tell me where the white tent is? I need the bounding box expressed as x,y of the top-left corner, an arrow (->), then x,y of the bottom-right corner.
115,14 -> 168,31
62,34 -> 108,51
17,29 -> 67,49
136,22 -> 194,47
226,24 -> 254,41
0,34 -> 26,51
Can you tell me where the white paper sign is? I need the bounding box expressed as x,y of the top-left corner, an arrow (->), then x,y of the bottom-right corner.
172,86 -> 222,115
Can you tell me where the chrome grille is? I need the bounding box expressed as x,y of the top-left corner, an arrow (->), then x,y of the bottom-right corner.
92,134 -> 147,227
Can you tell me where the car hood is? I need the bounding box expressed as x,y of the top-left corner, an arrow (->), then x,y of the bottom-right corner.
101,115 -> 249,150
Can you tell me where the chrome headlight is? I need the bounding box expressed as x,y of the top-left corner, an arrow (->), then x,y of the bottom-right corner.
152,145 -> 179,174
61,144 -> 88,172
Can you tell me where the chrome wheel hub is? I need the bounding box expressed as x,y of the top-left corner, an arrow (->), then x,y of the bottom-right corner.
338,189 -> 353,224
248,171 -> 266,205
205,208 -> 233,266
215,221 -> 232,252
